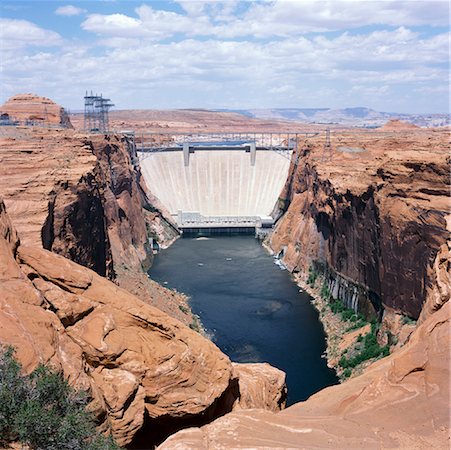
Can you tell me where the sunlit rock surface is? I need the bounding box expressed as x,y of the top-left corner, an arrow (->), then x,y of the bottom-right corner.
0,199 -> 286,446
1,93 -> 72,128
160,298 -> 450,449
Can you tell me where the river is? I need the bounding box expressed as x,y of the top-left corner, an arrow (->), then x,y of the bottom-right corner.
148,234 -> 337,405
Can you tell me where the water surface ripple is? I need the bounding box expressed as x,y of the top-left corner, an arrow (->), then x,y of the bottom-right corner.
149,235 -> 338,405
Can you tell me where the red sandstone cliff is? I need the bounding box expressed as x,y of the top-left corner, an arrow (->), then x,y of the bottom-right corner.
1,97 -> 449,447
270,129 -> 449,320
1,94 -> 73,128
0,95 -> 288,446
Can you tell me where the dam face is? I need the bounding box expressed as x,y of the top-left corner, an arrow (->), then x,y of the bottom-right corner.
139,150 -> 291,221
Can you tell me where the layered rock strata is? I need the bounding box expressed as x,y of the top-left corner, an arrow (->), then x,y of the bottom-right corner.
270,129 -> 450,319
0,200 -> 286,447
1,93 -> 73,128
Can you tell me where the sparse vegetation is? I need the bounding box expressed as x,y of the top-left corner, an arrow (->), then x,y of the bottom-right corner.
189,317 -> 201,332
320,281 -> 330,300
339,323 -> 389,369
306,265 -> 318,286
0,346 -> 121,450
319,279 -> 368,329
401,315 -> 417,326
307,262 -> 391,381
178,304 -> 189,314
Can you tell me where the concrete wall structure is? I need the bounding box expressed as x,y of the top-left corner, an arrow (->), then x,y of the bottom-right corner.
139,150 -> 291,218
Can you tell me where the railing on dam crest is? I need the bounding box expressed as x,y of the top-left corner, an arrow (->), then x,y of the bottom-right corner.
131,131 -> 319,166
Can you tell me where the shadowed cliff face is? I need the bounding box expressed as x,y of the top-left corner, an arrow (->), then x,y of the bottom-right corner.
41,134 -> 151,280
270,129 -> 450,319
157,129 -> 451,448
0,126 -> 147,279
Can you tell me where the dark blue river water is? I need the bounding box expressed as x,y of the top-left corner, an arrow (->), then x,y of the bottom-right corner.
148,234 -> 337,405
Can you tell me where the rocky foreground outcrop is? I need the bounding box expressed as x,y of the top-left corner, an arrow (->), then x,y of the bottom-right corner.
270,128 -> 450,320
159,295 -> 450,449
0,200 -> 286,447
1,93 -> 73,128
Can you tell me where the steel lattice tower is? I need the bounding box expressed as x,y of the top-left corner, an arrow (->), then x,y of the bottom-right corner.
84,91 -> 114,132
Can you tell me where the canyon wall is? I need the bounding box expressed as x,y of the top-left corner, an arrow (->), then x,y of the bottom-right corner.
270,129 -> 450,319
0,95 -> 289,446
158,145 -> 450,447
0,114 -> 188,321
0,126 -> 149,278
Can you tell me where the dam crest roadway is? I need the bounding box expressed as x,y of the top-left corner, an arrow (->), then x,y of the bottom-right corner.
128,131 -> 319,230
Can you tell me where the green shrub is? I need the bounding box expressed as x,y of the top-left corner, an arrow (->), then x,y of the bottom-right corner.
306,266 -> 318,286
320,282 -> 330,300
339,328 -> 390,369
178,304 -> 189,314
0,346 -> 121,450
342,368 -> 352,378
189,319 -> 200,332
401,315 -> 417,325
0,346 -> 27,443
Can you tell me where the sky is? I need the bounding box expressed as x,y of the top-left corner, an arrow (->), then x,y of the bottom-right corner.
0,0 -> 449,113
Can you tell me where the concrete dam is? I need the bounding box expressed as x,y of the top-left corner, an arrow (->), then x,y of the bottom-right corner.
137,133 -> 296,228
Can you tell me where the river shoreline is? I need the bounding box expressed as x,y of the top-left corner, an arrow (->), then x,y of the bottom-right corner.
149,234 -> 337,403
261,239 -> 358,380
293,276 -> 347,376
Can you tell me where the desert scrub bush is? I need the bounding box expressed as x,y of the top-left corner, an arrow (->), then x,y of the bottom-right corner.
327,297 -> 367,329
342,368 -> 352,379
306,265 -> 318,286
339,324 -> 389,369
320,281 -> 331,300
178,304 -> 189,314
189,321 -> 200,332
0,346 -> 121,450
401,315 -> 417,326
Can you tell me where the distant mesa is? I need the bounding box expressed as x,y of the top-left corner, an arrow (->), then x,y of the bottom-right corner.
0,93 -> 73,129
379,119 -> 420,131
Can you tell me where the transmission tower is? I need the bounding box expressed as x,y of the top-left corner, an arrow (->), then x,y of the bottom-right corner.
321,128 -> 333,161
84,91 -> 114,132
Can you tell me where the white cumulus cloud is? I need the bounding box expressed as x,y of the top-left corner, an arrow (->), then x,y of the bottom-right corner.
1,1 -> 449,114
0,18 -> 62,50
55,5 -> 87,17
82,5 -> 209,40
80,0 -> 449,41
